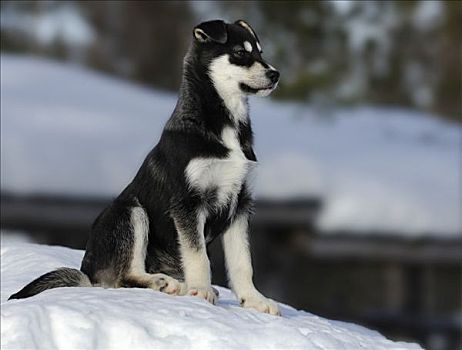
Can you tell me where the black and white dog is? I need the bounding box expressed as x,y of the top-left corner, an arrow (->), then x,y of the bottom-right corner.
10,20 -> 280,315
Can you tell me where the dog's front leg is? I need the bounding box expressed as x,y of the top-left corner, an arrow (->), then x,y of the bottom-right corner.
222,214 -> 280,315
174,212 -> 217,304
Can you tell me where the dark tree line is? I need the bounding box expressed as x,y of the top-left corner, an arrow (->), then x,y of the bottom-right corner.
1,0 -> 460,120
217,1 -> 461,120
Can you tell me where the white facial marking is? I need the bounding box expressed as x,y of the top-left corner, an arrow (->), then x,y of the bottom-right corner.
256,41 -> 262,52
244,41 -> 252,53
209,55 -> 277,115
208,55 -> 249,123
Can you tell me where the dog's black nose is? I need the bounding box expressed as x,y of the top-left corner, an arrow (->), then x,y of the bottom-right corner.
266,70 -> 280,84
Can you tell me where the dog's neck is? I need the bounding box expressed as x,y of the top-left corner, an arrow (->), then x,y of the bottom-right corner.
172,50 -> 249,134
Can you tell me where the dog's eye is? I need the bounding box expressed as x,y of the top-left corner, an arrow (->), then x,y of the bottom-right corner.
234,50 -> 246,58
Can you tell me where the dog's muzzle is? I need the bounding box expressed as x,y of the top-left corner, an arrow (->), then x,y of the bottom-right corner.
239,67 -> 280,95
266,70 -> 280,84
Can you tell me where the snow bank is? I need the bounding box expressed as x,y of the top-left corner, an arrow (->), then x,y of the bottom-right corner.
1,238 -> 422,350
1,54 -> 461,236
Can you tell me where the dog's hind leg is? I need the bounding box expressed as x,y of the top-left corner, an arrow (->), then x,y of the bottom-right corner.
120,206 -> 185,295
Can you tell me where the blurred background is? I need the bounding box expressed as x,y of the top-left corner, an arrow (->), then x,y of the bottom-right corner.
1,1 -> 461,349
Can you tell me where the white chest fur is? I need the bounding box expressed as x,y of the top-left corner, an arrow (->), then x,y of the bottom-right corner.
185,127 -> 255,213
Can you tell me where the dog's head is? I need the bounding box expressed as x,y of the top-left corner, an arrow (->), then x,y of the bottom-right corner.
191,20 -> 279,98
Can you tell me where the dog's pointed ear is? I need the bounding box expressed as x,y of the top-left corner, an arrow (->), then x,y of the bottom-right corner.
193,20 -> 227,44
235,20 -> 259,41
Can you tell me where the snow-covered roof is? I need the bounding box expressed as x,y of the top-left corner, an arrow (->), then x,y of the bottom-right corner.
1,54 -> 461,237
1,3 -> 94,47
0,236 -> 422,350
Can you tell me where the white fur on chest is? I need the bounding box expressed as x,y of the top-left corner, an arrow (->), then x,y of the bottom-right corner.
185,127 -> 255,212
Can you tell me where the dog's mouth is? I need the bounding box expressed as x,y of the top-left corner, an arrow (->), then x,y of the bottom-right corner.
239,82 -> 277,94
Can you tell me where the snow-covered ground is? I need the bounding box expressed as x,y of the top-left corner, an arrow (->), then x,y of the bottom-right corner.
1,236 -> 422,350
1,54 -> 461,236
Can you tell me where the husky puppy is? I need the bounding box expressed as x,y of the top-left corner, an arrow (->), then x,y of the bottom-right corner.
9,20 -> 280,315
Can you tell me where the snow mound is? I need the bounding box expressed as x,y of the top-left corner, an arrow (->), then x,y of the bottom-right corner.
1,239 -> 422,350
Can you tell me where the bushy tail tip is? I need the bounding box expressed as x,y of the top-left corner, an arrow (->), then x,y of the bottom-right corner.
8,268 -> 91,300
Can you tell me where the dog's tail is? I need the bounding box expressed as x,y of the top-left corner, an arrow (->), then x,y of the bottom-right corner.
8,268 -> 92,300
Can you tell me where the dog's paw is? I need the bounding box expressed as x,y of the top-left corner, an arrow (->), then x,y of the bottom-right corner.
187,286 -> 218,304
151,274 -> 183,295
240,292 -> 280,316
